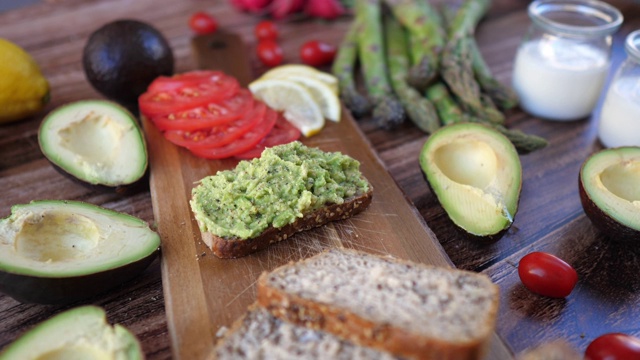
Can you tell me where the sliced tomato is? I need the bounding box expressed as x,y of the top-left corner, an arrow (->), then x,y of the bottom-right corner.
188,108 -> 278,159
150,89 -> 255,131
139,71 -> 240,116
163,102 -> 267,149
235,113 -> 301,159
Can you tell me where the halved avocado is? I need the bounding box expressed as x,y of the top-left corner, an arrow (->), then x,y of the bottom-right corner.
0,200 -> 160,304
38,100 -> 148,193
419,123 -> 522,241
0,306 -> 143,359
579,147 -> 640,242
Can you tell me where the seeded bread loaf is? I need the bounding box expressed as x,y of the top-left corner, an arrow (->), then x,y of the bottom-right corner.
191,142 -> 373,259
213,304 -> 402,359
257,247 -> 499,360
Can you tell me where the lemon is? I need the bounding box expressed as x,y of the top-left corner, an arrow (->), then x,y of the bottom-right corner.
260,64 -> 339,95
276,75 -> 341,122
0,38 -> 50,124
249,78 -> 325,137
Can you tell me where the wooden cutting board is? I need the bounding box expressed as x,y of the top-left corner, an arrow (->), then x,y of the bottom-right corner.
144,30 -> 513,359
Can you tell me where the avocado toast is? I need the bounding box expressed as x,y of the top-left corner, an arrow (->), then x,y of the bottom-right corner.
190,141 -> 373,258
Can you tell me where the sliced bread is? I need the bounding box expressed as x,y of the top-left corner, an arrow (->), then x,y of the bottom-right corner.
257,247 -> 499,360
190,142 -> 373,258
213,304 -> 402,360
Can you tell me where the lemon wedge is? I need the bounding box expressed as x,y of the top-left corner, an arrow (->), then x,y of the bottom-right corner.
276,75 -> 341,122
249,78 -> 325,137
260,64 -> 339,95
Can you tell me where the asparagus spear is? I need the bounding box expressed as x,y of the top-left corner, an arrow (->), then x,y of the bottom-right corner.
441,0 -> 503,123
331,20 -> 372,118
425,82 -> 466,126
355,0 -> 405,129
469,37 -> 519,110
384,0 -> 446,89
384,13 -> 440,134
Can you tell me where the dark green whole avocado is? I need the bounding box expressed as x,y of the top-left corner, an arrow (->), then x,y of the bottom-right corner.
83,19 -> 174,106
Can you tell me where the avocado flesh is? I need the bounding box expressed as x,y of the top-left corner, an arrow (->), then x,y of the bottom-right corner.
0,200 -> 159,304
39,100 -> 147,188
420,123 -> 522,238
580,147 -> 640,238
0,306 -> 142,360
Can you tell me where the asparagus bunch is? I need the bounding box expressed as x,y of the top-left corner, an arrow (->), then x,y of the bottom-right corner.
332,0 -> 547,154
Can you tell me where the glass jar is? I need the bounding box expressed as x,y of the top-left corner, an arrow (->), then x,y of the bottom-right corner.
512,0 -> 623,121
597,30 -> 640,148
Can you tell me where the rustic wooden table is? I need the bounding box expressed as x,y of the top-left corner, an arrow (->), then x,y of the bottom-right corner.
1,0 -> 640,359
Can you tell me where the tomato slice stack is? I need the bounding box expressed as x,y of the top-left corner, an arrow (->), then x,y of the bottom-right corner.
139,71 -> 301,159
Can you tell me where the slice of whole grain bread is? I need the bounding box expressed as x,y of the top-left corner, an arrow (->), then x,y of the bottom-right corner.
257,247 -> 499,360
201,189 -> 372,258
212,304 -> 402,360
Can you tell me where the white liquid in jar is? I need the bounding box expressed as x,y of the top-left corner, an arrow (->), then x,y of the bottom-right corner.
598,76 -> 640,148
512,39 -> 609,121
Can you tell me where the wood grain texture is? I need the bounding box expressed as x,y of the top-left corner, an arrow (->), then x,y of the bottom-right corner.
1,0 -> 640,359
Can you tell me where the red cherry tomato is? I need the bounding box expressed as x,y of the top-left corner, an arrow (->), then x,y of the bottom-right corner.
518,252 -> 578,298
255,20 -> 278,41
257,40 -> 284,67
585,333 -> 640,360
189,12 -> 218,35
300,40 -> 337,67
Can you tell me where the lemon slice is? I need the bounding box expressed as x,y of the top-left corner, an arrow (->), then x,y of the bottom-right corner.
276,75 -> 341,122
249,78 -> 325,137
261,64 -> 339,95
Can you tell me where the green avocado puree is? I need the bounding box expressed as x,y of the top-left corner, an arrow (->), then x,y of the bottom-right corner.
190,142 -> 369,239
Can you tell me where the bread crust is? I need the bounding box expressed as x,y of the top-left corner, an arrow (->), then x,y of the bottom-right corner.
256,249 -> 498,360
200,189 -> 373,258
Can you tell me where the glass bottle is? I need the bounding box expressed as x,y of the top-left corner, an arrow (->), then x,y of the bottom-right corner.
597,30 -> 640,148
512,0 -> 623,121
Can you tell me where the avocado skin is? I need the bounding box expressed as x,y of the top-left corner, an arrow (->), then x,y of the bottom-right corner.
0,250 -> 158,305
83,19 -> 174,106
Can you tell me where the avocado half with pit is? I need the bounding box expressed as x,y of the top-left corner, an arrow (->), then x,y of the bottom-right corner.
38,100 -> 148,193
0,306 -> 143,359
579,147 -> 640,241
419,123 -> 522,241
0,200 -> 160,304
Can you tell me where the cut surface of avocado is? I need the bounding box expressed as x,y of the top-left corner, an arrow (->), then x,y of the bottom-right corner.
0,306 -> 143,360
420,123 -> 522,238
38,100 -> 147,187
0,200 -> 159,277
580,147 -> 640,237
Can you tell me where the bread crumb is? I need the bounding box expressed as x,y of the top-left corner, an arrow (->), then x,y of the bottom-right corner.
216,326 -> 228,338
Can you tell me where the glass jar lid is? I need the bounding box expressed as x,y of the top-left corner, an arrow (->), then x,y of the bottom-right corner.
529,0 -> 623,38
625,30 -> 640,63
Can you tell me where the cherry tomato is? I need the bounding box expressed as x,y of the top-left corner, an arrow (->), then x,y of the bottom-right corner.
518,252 -> 578,298
150,89 -> 254,131
585,333 -> 640,360
164,102 -> 266,149
254,20 -> 278,41
235,113 -> 301,159
300,40 -> 337,67
139,71 -> 240,116
189,106 -> 277,159
257,40 -> 284,67
189,12 -> 218,35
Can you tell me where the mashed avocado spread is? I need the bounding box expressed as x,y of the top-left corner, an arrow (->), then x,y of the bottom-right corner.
190,142 -> 370,239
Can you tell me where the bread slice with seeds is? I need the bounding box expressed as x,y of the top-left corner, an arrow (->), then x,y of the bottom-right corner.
212,304 -> 402,359
257,247 -> 499,360
190,142 -> 373,259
